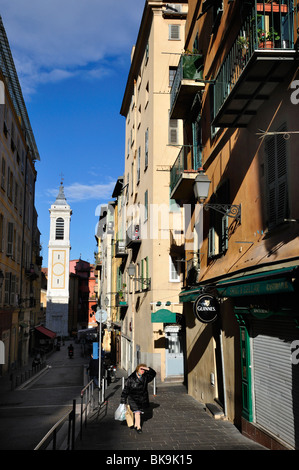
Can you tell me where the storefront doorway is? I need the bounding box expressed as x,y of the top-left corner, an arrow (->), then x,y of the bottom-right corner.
165,325 -> 184,378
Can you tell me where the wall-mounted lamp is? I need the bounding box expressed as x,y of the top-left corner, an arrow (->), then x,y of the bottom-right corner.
127,263 -> 151,288
193,172 -> 241,222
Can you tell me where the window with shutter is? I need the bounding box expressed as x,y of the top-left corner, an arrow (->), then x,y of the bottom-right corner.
145,128 -> 149,169
1,157 -> 5,190
169,119 -> 178,145
137,147 -> 141,183
10,274 -> 15,305
192,117 -> 202,170
144,190 -> 148,221
169,24 -> 180,40
4,272 -> 10,304
7,222 -> 13,256
265,124 -> 289,229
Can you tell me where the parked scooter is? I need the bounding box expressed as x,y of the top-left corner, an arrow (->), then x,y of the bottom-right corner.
107,364 -> 116,383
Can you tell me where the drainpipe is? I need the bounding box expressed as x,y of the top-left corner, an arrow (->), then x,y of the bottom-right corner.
219,325 -> 227,417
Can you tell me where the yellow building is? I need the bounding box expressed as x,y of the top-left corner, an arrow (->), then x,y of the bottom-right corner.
0,16 -> 41,372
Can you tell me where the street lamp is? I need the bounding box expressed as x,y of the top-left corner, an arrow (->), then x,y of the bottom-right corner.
127,263 -> 136,278
127,263 -> 151,288
193,171 -> 241,222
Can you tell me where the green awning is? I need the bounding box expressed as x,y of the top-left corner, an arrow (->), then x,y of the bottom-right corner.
179,265 -> 299,302
217,266 -> 298,297
151,309 -> 177,323
179,288 -> 202,303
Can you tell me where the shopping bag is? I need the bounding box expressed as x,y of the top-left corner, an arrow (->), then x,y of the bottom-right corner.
125,405 -> 134,428
114,403 -> 126,421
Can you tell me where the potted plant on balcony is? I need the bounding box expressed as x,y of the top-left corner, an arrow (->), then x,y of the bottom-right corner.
258,27 -> 280,48
182,49 -> 204,80
117,283 -> 127,304
237,35 -> 249,57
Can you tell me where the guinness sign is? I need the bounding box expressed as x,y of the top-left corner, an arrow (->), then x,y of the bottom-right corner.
193,294 -> 219,324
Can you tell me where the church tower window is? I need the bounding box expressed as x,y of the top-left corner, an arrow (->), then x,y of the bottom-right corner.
55,217 -> 64,240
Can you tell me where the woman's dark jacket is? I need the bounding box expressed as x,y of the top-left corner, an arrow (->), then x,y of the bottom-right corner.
120,367 -> 156,412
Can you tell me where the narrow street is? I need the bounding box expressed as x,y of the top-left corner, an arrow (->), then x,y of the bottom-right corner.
0,339 -> 268,453
0,341 -> 86,450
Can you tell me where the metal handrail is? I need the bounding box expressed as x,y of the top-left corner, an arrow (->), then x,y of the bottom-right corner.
12,361 -> 47,390
80,379 -> 94,440
34,399 -> 76,450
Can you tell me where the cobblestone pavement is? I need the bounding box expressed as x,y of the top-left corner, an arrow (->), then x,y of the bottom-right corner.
75,368 -> 266,454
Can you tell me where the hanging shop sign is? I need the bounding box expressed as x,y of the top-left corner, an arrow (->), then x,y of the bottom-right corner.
193,294 -> 219,323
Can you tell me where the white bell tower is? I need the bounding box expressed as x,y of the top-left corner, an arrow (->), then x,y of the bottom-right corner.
46,182 -> 72,337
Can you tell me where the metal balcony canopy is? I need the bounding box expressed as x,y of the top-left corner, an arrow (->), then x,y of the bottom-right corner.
0,16 -> 40,161
212,0 -> 298,128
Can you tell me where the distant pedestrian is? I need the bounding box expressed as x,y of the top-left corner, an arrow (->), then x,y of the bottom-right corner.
68,343 -> 74,358
87,354 -> 99,387
120,364 -> 156,433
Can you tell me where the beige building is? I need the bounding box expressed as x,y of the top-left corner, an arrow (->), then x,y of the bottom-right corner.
117,1 -> 188,380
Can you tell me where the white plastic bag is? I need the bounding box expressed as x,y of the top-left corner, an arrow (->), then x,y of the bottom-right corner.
114,403 -> 126,421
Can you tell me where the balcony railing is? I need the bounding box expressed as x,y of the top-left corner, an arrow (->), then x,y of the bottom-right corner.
170,145 -> 200,200
170,53 -> 204,118
126,223 -> 141,248
213,0 -> 298,127
115,291 -> 128,308
115,240 -> 127,257
94,253 -> 102,270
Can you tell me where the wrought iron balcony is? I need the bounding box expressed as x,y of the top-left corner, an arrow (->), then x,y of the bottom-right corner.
25,263 -> 38,279
170,53 -> 205,119
94,252 -> 102,270
213,0 -> 298,127
115,291 -> 128,308
115,240 -> 127,257
170,145 -> 200,200
126,223 -> 141,248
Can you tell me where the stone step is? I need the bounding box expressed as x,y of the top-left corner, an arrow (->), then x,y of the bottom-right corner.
205,402 -> 225,420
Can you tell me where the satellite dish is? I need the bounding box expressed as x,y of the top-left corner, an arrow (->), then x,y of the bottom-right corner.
95,309 -> 108,323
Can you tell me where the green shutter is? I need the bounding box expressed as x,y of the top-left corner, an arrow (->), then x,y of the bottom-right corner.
221,215 -> 228,252
239,324 -> 253,421
265,124 -> 288,228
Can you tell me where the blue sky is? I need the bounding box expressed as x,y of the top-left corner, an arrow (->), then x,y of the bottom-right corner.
1,0 -> 145,266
